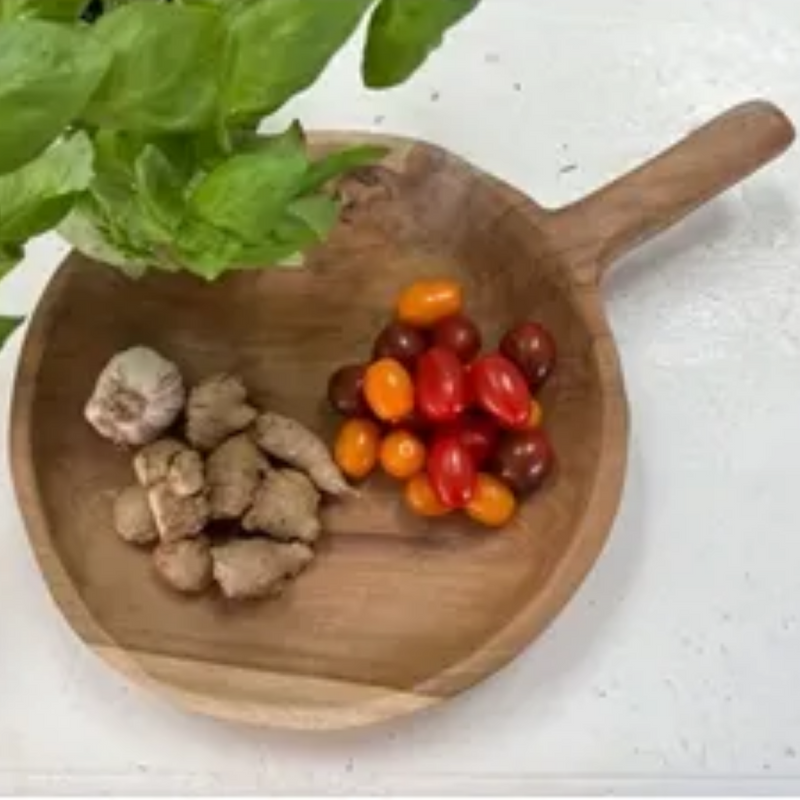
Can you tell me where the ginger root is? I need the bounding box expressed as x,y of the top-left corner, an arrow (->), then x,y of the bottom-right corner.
243,469 -> 321,543
167,449 -> 205,497
253,412 -> 350,496
211,538 -> 313,601
186,374 -> 257,451
153,537 -> 213,594
206,434 -> 269,520
133,438 -> 186,487
148,483 -> 209,543
113,485 -> 158,545
134,438 -> 204,498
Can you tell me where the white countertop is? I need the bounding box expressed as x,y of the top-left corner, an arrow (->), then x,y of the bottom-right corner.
3,0 -> 800,794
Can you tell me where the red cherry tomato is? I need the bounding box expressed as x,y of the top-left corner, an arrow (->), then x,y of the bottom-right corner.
427,434 -> 477,508
441,414 -> 498,466
372,321 -> 428,369
432,314 -> 482,363
500,322 -> 557,392
469,354 -> 531,429
416,346 -> 467,424
490,428 -> 555,496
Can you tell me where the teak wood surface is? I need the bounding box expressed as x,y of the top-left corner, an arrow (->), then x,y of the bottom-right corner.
10,101 -> 794,730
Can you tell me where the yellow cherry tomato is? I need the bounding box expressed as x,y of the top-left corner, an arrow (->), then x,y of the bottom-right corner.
466,474 -> 517,528
380,429 -> 427,480
364,358 -> 414,422
525,398 -> 544,429
397,279 -> 463,328
334,418 -> 381,480
404,473 -> 451,518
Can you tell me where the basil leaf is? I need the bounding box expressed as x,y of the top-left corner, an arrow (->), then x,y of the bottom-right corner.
1,0 -> 88,21
175,217 -> 245,281
223,0 -> 374,119
301,144 -> 388,193
0,21 -> 109,175
84,3 -> 226,133
285,195 -> 339,240
363,0 -> 479,88
59,195 -> 151,277
0,243 -> 23,278
0,315 -> 24,347
134,145 -> 187,233
0,132 -> 94,244
189,128 -> 308,243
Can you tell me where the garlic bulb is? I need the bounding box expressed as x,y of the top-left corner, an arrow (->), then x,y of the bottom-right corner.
85,347 -> 186,446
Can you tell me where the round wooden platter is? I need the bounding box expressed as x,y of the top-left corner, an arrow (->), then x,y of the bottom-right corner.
10,102 -> 794,730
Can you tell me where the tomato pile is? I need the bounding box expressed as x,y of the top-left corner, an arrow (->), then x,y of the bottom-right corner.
327,278 -> 557,528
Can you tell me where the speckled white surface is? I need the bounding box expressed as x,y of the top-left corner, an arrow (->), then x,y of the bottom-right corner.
3,0 -> 800,794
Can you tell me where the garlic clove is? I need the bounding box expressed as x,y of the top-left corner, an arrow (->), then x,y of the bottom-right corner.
85,346 -> 185,447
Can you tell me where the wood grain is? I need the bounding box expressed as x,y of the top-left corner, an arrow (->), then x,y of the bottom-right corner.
10,101 -> 794,730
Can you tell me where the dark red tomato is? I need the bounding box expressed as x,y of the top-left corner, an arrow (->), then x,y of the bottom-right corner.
490,428 -> 555,496
416,346 -> 467,424
394,405 -> 431,433
441,413 -> 499,466
327,363 -> 370,417
432,314 -> 482,363
500,322 -> 557,392
470,354 -> 531,429
428,434 -> 477,508
373,321 -> 428,370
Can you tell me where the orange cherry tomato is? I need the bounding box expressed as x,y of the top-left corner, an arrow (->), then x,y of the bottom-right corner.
334,418 -> 381,480
525,398 -> 544,429
364,358 -> 415,422
380,430 -> 427,480
404,473 -> 452,518
397,279 -> 463,328
466,474 -> 517,528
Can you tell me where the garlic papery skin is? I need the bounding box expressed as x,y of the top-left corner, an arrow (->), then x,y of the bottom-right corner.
85,347 -> 186,446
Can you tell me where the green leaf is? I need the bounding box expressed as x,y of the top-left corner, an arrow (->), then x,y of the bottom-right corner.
223,0 -> 374,119
134,145 -> 187,233
363,0 -> 479,88
301,144 -> 388,193
0,132 -> 94,243
87,131 -> 181,250
59,195 -> 151,277
189,126 -> 308,243
285,195 -> 339,239
174,217 -> 245,280
0,315 -> 24,347
0,243 -> 23,279
84,3 -> 226,133
0,20 -> 109,175
1,0 -> 88,21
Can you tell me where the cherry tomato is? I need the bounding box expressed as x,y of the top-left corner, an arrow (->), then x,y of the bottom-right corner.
467,474 -> 517,528
327,363 -> 370,417
432,314 -> 482,363
416,346 -> 467,424
397,279 -> 463,328
372,321 -> 428,369
525,398 -> 544,429
364,358 -> 415,422
470,353 -> 531,429
490,428 -> 555,496
427,434 -> 477,508
392,405 -> 431,434
404,473 -> 452,518
500,322 -> 557,392
441,413 -> 498,466
334,418 -> 381,480
380,430 -> 427,480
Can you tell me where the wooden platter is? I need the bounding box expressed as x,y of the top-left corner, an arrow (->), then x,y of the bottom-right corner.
10,102 -> 794,729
